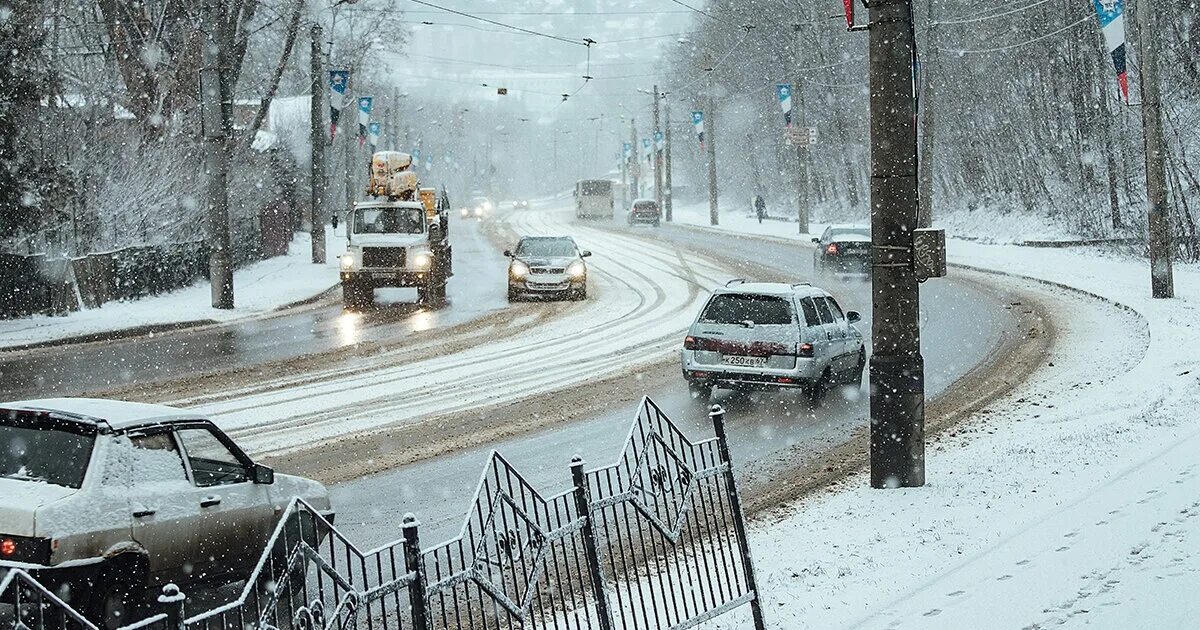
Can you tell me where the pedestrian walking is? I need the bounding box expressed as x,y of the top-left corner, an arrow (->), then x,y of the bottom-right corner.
754,195 -> 767,223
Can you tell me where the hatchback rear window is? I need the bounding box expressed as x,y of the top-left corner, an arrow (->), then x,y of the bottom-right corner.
700,294 -> 793,325
0,415 -> 96,489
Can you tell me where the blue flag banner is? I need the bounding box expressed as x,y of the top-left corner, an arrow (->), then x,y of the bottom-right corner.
623,142 -> 632,159
642,139 -> 651,164
329,70 -> 349,139
412,148 -> 421,169
367,121 -> 381,149
654,130 -> 664,151
691,111 -> 705,149
777,84 -> 794,127
1091,0 -> 1128,103
357,97 -> 373,146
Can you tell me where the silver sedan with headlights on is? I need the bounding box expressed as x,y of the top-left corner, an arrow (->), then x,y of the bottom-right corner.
504,236 -> 591,302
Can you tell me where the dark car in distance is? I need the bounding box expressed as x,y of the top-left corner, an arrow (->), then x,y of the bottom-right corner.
813,225 -> 871,276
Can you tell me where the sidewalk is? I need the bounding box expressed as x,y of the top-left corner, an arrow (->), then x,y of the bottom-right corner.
0,229 -> 343,350
692,222 -> 1199,626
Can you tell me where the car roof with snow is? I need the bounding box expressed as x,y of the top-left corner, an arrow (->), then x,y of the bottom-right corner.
713,281 -> 829,300
1,398 -> 204,431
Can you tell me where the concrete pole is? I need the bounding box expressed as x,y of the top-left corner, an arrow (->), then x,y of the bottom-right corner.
664,100 -> 674,222
917,6 -> 936,229
869,0 -> 925,488
653,85 -> 664,210
705,94 -> 718,226
793,24 -> 810,235
629,118 -> 639,199
200,0 -> 233,309
1137,0 -> 1174,298
309,24 -> 327,264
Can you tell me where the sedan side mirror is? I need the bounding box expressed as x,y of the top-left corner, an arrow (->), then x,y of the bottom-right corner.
503,250 -> 513,258
252,463 -> 275,485
331,214 -> 339,229
811,237 -> 819,243
580,250 -> 592,258
846,311 -> 861,324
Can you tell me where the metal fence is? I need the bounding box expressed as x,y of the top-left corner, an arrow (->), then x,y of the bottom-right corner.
2,398 -> 764,630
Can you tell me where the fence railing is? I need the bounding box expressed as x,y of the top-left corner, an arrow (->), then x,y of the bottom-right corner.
2,398 -> 765,630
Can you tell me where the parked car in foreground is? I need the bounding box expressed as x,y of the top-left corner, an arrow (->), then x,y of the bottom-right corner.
505,236 -> 591,301
627,199 -> 661,226
0,398 -> 333,628
680,280 -> 865,402
813,224 -> 871,276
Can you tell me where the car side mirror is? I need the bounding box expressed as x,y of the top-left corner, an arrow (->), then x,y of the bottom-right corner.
846,311 -> 861,324
252,463 -> 275,485
811,237 -> 819,243
581,250 -> 592,258
503,249 -> 513,258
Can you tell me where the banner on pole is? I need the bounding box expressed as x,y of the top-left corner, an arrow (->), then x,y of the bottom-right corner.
623,142 -> 632,160
643,138 -> 651,164
654,130 -> 665,151
329,70 -> 349,139
691,111 -> 705,149
776,84 -> 793,128
1091,0 -> 1129,103
357,97 -> 373,146
367,121 -> 381,149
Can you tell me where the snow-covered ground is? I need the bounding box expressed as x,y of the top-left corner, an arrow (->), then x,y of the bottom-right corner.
0,229 -> 343,349
669,208 -> 1200,627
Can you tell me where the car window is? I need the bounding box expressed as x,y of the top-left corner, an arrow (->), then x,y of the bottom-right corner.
128,433 -> 188,483
700,294 -> 794,325
177,428 -> 248,487
820,227 -> 832,242
824,297 -> 846,322
799,298 -> 820,327
0,417 -> 95,489
517,239 -> 577,257
812,297 -> 835,324
829,228 -> 870,240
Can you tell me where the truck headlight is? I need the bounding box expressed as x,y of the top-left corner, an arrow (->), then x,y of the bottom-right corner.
413,253 -> 432,269
340,254 -> 355,270
567,261 -> 586,279
510,261 -> 530,278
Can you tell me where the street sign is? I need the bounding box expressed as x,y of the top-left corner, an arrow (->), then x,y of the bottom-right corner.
786,127 -> 818,146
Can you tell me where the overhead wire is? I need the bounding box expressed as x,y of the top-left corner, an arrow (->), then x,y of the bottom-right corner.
406,0 -> 589,47
937,14 -> 1092,55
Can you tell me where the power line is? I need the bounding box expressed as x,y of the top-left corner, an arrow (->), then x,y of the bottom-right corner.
667,0 -> 717,20
934,0 -> 1057,26
407,0 -> 588,47
937,14 -> 1091,55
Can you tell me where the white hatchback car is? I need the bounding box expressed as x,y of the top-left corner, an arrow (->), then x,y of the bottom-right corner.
680,281 -> 865,401
0,398 -> 333,627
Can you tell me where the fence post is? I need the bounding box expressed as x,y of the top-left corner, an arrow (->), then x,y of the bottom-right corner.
158,583 -> 187,630
709,405 -> 766,630
571,456 -> 613,630
401,513 -> 430,630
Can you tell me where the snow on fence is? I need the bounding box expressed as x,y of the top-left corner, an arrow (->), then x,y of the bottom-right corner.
2,398 -> 765,630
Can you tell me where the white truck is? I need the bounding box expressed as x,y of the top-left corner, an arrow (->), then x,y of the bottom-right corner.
575,179 -> 615,220
337,152 -> 452,308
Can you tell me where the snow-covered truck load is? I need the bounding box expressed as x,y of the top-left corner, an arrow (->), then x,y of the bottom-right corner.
575,179 -> 614,220
366,151 -> 419,200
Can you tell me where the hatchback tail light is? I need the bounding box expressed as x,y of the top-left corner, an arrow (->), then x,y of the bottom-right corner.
684,335 -> 697,350
797,343 -> 814,357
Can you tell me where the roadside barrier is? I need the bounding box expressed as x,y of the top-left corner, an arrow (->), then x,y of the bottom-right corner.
1,398 -> 765,630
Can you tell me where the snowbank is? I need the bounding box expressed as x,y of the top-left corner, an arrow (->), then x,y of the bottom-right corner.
697,236 -> 1199,627
0,229 -> 343,350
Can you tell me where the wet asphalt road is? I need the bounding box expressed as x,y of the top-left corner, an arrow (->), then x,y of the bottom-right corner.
0,217 -> 510,400
329,221 -> 1018,549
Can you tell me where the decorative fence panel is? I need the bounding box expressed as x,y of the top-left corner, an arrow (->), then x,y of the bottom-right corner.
2,398 -> 764,630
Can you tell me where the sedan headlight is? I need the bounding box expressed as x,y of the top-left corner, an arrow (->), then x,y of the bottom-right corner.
474,207 -> 484,217
510,260 -> 530,278
340,254 -> 355,270
567,261 -> 586,279
460,208 -> 469,217
413,252 -> 432,269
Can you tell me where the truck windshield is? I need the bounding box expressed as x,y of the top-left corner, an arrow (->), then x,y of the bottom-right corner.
579,180 -> 612,196
700,294 -> 794,325
0,417 -> 96,489
354,207 -> 425,235
517,239 -> 577,258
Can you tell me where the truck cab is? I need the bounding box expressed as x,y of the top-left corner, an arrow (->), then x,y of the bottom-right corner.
338,201 -> 452,308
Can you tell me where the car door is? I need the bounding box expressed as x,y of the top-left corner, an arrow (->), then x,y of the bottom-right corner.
798,297 -> 834,370
175,425 -> 276,582
121,429 -> 206,582
821,296 -> 854,372
809,296 -> 846,371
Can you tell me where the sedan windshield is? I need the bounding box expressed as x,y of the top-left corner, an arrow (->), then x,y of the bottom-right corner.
700,294 -> 793,325
354,207 -> 425,235
517,239 -> 577,258
0,418 -> 96,489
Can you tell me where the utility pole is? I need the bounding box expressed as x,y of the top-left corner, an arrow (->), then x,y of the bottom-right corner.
869,0 -> 925,488
917,3 -> 936,229
793,24 -> 810,235
629,118 -> 639,199
309,24 -> 327,264
705,95 -> 718,226
664,98 -> 674,222
200,0 -> 233,309
341,68 -> 355,219
1137,0 -> 1174,298
652,85 -> 664,210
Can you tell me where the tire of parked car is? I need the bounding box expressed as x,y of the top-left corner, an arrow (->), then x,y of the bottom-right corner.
86,556 -> 147,630
687,381 -> 712,402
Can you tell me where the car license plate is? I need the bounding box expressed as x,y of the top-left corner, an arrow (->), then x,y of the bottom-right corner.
372,272 -> 393,279
722,355 -> 767,368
